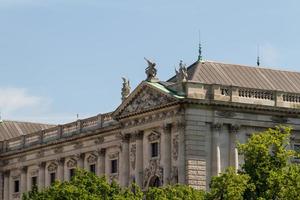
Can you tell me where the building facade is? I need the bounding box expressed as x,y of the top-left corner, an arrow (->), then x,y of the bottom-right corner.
1,59 -> 300,199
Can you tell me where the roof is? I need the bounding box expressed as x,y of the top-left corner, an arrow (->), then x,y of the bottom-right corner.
0,120 -> 55,141
169,61 -> 300,93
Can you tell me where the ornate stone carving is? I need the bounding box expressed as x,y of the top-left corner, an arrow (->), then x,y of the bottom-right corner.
121,88 -> 174,115
121,77 -> 131,101
143,159 -> 163,188
66,158 -> 77,168
94,136 -> 104,144
229,124 -> 240,133
108,152 -> 119,160
148,131 -> 160,142
172,135 -> 179,161
175,60 -> 188,83
110,173 -> 119,181
87,154 -> 97,164
144,57 -> 158,82
54,147 -> 63,154
21,166 -> 28,173
216,111 -> 236,118
47,162 -> 58,172
30,170 -> 38,176
73,141 -> 83,149
130,144 -> 136,170
97,148 -> 106,156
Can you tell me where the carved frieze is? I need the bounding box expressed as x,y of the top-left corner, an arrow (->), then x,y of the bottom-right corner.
47,162 -> 58,172
54,147 -> 63,154
216,111 -> 236,118
130,144 -> 136,170
73,141 -> 83,149
172,135 -> 179,161
121,88 -> 175,116
271,115 -> 288,123
36,150 -> 44,158
143,159 -> 163,188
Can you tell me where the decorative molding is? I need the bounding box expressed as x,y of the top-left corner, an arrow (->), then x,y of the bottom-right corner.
130,144 -> 136,170
172,135 -> 179,161
18,156 -> 26,162
271,115 -> 288,123
30,170 -> 38,176
36,150 -> 44,158
38,161 -> 46,168
87,154 -> 97,164
216,111 -> 236,118
97,148 -> 106,156
73,141 -> 83,149
47,162 -> 58,172
148,131 -> 160,142
143,159 -> 163,188
66,158 -> 77,168
94,136 -> 104,144
54,147 -> 63,154
108,152 -> 119,160
21,166 -> 28,173
121,87 -> 175,116
212,123 -> 223,131
12,175 -> 20,180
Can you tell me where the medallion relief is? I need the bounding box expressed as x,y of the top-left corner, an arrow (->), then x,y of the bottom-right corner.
66,158 -> 77,168
47,162 -> 58,172
87,154 -> 97,164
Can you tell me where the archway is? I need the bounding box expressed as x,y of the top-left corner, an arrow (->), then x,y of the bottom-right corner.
148,175 -> 161,188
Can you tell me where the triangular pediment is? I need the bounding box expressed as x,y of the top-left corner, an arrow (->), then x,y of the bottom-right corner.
113,81 -> 181,119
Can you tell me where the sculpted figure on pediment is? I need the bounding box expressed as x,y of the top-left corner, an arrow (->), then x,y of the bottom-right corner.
122,88 -> 173,115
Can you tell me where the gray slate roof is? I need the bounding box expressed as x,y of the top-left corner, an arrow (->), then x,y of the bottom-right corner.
169,61 -> 300,93
0,120 -> 55,141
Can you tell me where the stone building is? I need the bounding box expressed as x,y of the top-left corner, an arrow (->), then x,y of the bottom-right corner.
1,58 -> 300,200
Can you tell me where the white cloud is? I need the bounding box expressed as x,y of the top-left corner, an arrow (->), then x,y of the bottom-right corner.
0,87 -> 43,113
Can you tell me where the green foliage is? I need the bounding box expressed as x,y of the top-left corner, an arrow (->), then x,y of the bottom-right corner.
207,167 -> 253,200
146,184 -> 205,200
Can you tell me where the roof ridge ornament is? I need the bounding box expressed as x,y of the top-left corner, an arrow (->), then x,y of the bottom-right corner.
121,77 -> 131,101
197,31 -> 203,62
144,57 -> 158,82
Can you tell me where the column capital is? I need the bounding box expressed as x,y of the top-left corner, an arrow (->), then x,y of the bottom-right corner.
97,148 -> 106,156
21,166 -> 28,173
229,124 -> 241,133
134,131 -> 144,140
212,123 -> 223,131
163,123 -> 172,132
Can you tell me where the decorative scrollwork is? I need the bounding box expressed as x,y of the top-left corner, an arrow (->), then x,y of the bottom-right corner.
47,162 -> 58,172
148,131 -> 160,142
143,159 -> 163,188
130,144 -> 136,170
172,135 -> 179,161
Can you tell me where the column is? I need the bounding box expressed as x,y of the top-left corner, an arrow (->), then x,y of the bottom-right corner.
20,167 -> 27,194
177,122 -> 185,184
3,171 -> 9,200
38,162 -> 46,189
57,158 -> 65,181
212,123 -> 222,176
120,134 -> 130,186
135,131 -> 144,188
77,153 -> 84,169
98,148 -> 106,176
163,124 -> 172,185
229,124 -> 240,172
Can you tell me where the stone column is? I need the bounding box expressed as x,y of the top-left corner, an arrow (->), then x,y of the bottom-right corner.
3,171 -> 9,200
38,162 -> 46,189
212,123 -> 222,176
177,122 -> 185,184
98,148 -> 106,176
57,158 -> 65,182
229,124 -> 240,172
77,153 -> 85,169
163,124 -> 172,185
120,134 -> 130,187
135,131 -> 144,188
20,167 -> 27,194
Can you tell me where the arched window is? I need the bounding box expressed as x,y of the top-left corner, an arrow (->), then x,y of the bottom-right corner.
148,176 -> 161,188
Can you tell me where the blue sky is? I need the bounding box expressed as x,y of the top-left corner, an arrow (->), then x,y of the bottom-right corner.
0,0 -> 299,124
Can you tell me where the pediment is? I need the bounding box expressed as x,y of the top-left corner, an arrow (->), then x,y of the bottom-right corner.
114,82 -> 180,119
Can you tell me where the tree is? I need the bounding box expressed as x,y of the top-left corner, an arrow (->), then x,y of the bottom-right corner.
208,126 -> 300,200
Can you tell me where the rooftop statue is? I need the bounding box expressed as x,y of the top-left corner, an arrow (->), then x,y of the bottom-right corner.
121,77 -> 131,101
175,60 -> 188,84
144,57 -> 158,82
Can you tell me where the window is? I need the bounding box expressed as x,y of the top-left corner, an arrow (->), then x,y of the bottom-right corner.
151,142 -> 159,158
31,176 -> 37,190
50,173 -> 56,185
69,168 -> 75,179
111,159 -> 118,174
90,164 -> 96,174
14,180 -> 20,193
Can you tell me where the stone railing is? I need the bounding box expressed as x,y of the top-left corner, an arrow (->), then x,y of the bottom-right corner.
1,112 -> 114,153
185,82 -> 300,108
